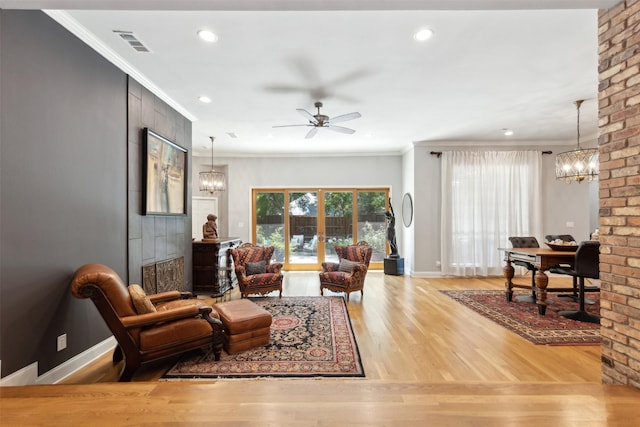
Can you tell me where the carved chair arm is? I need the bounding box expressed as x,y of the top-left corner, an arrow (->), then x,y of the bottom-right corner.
321,262 -> 339,272
352,263 -> 368,274
350,264 -> 368,282
267,263 -> 283,274
235,265 -> 247,280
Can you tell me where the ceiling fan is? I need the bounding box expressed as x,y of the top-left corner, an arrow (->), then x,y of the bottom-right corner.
273,101 -> 361,139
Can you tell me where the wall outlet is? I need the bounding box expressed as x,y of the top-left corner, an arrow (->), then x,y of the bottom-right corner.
57,334 -> 67,352
566,221 -> 575,228
436,260 -> 441,267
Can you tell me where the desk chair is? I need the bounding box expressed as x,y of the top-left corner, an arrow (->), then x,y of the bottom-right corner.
546,234 -> 596,304
508,236 -> 540,303
550,241 -> 601,324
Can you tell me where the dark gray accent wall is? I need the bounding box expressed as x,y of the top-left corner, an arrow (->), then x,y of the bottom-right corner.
0,10 -> 127,376
127,78 -> 193,288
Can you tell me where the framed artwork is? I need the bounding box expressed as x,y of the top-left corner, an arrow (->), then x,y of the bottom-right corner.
143,128 -> 187,215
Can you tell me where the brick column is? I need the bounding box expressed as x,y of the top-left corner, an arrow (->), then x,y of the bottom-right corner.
598,0 -> 640,388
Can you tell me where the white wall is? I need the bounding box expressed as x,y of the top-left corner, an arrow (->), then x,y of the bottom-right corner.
411,143 -> 597,276
413,147 -> 442,275
192,144 -> 597,277
401,146 -> 415,274
192,154 -> 404,247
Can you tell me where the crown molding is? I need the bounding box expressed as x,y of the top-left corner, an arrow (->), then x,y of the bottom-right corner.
43,10 -> 197,122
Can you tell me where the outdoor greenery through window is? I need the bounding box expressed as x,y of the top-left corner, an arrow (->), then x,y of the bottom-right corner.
253,188 -> 389,268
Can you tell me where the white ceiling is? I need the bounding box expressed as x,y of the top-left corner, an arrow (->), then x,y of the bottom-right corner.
1,1 -> 619,157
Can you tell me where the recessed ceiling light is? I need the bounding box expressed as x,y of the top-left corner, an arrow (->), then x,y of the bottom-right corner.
503,129 -> 514,136
414,28 -> 434,42
199,95 -> 212,103
198,29 -> 218,42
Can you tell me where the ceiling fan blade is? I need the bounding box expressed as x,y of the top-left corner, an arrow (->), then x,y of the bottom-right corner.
305,127 -> 319,139
262,84 -> 309,94
329,112 -> 361,124
272,124 -> 313,128
297,109 -> 319,124
328,125 -> 356,134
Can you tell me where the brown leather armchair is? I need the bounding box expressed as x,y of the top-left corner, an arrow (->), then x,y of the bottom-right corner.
319,241 -> 373,302
70,263 -> 224,381
229,243 -> 283,298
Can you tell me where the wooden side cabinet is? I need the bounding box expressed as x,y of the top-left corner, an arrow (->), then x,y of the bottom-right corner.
192,237 -> 242,296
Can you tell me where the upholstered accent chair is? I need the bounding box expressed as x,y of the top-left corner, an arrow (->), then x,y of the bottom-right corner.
70,263 -> 224,382
508,236 -> 540,302
229,243 -> 283,298
319,241 -> 373,302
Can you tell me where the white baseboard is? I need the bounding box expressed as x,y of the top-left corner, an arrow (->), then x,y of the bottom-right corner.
0,336 -> 116,387
0,362 -> 38,386
411,270 -> 445,278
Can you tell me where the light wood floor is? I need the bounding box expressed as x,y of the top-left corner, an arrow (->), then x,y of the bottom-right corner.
2,272 -> 640,426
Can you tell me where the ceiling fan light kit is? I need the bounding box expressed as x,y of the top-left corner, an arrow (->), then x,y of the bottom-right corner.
273,101 -> 361,139
555,99 -> 599,184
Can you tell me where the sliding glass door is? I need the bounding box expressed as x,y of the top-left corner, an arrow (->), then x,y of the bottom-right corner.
288,191 -> 320,269
252,188 -> 389,270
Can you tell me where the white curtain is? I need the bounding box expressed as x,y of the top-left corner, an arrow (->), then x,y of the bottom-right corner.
441,151 -> 542,276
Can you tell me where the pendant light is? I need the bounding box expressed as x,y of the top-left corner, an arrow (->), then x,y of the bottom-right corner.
199,136 -> 226,194
555,100 -> 599,183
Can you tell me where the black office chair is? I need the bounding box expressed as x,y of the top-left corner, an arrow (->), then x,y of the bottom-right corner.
549,240 -> 600,324
508,236 -> 540,303
546,234 -> 596,304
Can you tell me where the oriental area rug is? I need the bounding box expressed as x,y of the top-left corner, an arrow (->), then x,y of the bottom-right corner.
163,296 -> 365,379
440,290 -> 600,345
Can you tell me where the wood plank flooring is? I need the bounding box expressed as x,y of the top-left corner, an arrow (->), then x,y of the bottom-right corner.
2,272 -> 640,426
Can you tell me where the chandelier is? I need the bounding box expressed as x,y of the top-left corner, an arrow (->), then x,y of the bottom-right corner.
555,99 -> 599,183
199,136 -> 226,194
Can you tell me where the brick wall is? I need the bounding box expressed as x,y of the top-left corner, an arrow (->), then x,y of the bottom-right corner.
598,0 -> 640,389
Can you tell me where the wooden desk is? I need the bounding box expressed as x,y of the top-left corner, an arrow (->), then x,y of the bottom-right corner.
500,247 -> 576,315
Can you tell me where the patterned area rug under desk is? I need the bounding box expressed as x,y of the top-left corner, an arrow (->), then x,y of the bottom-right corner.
163,296 -> 365,379
440,290 -> 600,345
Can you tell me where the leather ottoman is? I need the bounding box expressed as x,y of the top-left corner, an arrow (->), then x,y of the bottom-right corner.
212,299 -> 272,354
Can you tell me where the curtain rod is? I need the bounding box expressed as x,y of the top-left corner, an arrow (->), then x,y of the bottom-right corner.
430,150 -> 552,158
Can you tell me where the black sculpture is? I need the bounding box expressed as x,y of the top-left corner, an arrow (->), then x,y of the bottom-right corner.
385,198 -> 399,258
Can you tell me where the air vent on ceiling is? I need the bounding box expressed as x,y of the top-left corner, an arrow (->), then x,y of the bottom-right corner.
113,30 -> 151,53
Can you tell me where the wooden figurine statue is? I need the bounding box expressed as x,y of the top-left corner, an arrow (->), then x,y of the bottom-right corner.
202,214 -> 218,241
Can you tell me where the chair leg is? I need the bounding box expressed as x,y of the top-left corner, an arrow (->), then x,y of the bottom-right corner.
558,275 -> 596,304
112,345 -> 123,363
559,277 -> 600,324
118,361 -> 139,382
